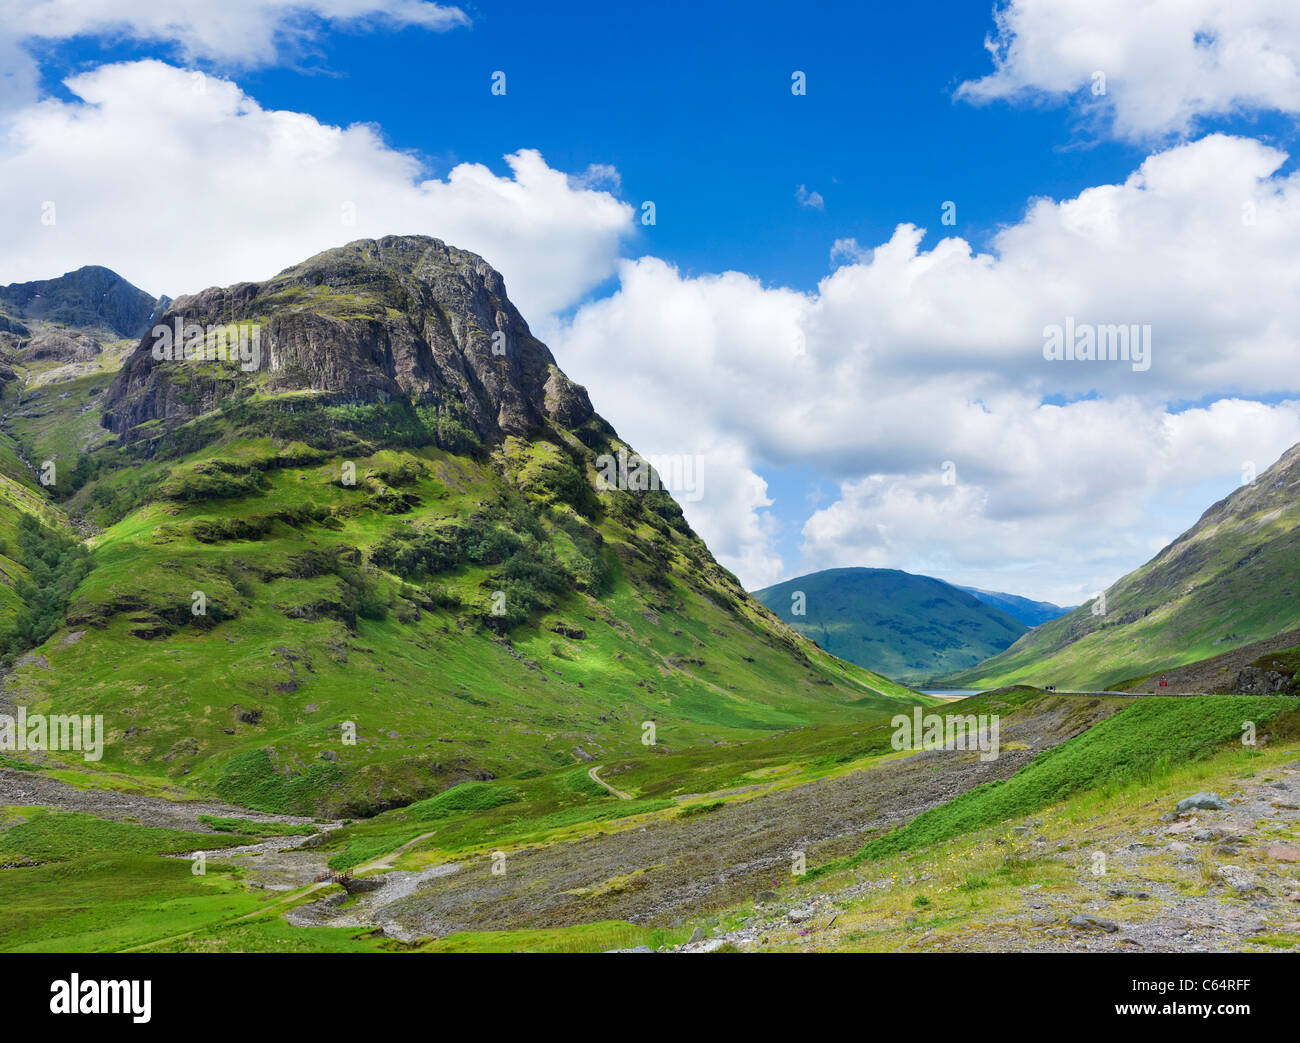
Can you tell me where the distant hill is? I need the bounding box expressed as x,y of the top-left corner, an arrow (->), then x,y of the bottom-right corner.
939,441 -> 1300,691
955,586 -> 1072,627
753,567 -> 1027,682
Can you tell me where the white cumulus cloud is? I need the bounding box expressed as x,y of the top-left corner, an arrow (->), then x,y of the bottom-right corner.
0,0 -> 469,111
552,134 -> 1300,598
0,61 -> 634,318
958,0 -> 1300,141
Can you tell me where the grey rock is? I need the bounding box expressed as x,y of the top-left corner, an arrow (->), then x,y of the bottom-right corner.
1068,914 -> 1119,933
1216,865 -> 1262,892
1235,667 -> 1291,695
1175,792 -> 1228,813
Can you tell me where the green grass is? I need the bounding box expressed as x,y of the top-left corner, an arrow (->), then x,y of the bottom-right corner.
406,781 -> 523,820
0,807 -> 249,864
830,696 -> 1298,871
5,690 -> 1294,953
0,854 -> 273,952
4,419 -> 919,818
0,808 -> 290,952
147,915 -> 387,953
412,921 -> 690,953
196,815 -> 318,837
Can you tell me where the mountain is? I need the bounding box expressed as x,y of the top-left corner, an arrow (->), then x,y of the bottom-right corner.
954,586 -> 1072,627
940,442 -> 1300,691
0,237 -> 916,815
0,269 -> 165,640
0,265 -> 160,340
0,266 -> 167,496
752,567 -> 1027,682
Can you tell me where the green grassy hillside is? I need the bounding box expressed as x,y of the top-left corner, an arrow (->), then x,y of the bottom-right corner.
941,442 -> 1300,691
753,567 -> 1026,682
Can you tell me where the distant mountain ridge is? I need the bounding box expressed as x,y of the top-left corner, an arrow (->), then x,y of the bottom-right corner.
753,567 -> 1029,682
955,586 -> 1072,627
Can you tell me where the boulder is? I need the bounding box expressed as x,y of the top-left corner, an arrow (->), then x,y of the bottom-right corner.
1068,914 -> 1118,932
1216,865 -> 1262,892
1175,792 -> 1228,813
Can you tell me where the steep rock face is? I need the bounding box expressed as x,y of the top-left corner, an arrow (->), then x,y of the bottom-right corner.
102,236 -> 594,441
0,265 -> 158,338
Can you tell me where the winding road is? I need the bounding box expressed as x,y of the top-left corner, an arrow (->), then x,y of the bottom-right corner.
587,765 -> 632,800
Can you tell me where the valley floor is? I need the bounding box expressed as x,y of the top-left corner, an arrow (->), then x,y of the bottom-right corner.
2,691 -> 1298,954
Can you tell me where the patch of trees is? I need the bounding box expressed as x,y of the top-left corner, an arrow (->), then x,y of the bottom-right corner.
0,514 -> 94,662
369,501 -> 586,628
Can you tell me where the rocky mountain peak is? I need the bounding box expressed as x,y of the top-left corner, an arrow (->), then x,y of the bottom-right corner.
101,235 -> 595,441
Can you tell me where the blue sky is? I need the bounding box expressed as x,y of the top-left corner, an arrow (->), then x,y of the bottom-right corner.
4,0 -> 1300,603
34,0 -> 1165,295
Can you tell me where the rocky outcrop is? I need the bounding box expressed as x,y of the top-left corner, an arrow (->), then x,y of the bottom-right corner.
1235,665 -> 1295,695
0,310 -> 30,337
101,236 -> 596,442
21,329 -> 103,363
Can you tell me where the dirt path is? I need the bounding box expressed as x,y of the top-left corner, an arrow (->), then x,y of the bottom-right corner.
588,765 -> 632,800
